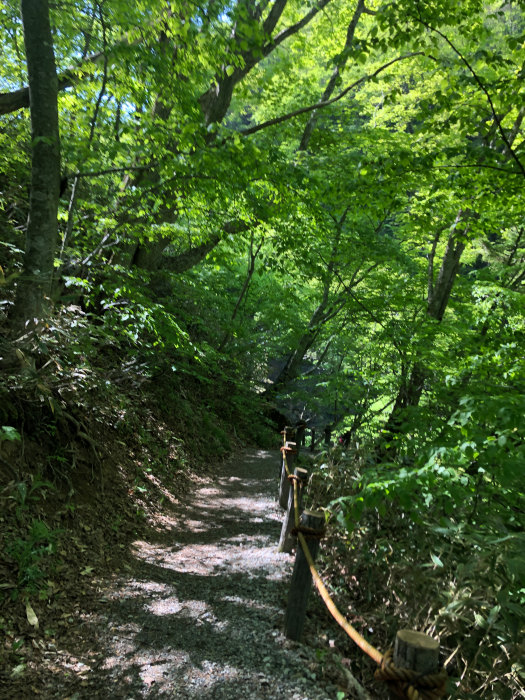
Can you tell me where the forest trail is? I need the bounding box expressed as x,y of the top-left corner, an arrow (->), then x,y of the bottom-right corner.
28,449 -> 341,699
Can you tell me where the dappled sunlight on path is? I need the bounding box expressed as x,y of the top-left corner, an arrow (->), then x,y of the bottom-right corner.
49,449 -> 337,699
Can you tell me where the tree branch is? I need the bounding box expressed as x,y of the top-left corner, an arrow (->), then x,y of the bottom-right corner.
299,0 -> 366,151
427,227 -> 442,303
199,0 -> 333,125
506,227 -> 523,268
74,164 -> 155,179
240,53 -> 424,136
156,218 -> 254,274
262,0 -> 288,35
413,13 -> 525,178
270,0 -> 332,48
0,49 -> 107,116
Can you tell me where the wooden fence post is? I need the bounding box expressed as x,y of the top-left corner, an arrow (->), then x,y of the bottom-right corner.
278,467 -> 308,553
394,629 -> 440,675
278,443 -> 296,509
278,427 -> 291,478
377,629 -> 443,700
284,510 -> 324,641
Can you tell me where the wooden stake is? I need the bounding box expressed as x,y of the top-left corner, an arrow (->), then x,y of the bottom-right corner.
284,510 -> 324,641
278,443 -> 296,509
281,426 -> 296,444
278,467 -> 308,553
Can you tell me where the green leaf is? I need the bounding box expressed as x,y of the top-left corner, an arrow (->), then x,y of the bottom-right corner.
1,426 -> 21,442
430,553 -> 444,568
26,602 -> 39,628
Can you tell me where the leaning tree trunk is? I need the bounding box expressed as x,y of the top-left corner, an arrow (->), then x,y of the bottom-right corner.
378,214 -> 467,457
298,0 -> 365,151
11,0 -> 61,327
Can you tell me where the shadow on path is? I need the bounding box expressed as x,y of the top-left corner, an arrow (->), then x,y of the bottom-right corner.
23,449 -> 337,699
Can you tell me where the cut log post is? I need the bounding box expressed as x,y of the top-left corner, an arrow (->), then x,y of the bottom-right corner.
388,630 -> 441,700
278,443 -> 296,509
376,629 -> 445,699
284,510 -> 324,641
278,467 -> 308,553
394,629 -> 440,676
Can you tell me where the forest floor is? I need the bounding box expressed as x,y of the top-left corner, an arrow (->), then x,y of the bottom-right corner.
2,448 -> 372,699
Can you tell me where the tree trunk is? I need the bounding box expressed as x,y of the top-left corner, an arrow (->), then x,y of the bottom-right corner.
379,214 -> 468,456
427,231 -> 466,322
218,232 -> 262,352
270,296 -> 329,391
10,0 -> 61,326
298,0 -> 365,151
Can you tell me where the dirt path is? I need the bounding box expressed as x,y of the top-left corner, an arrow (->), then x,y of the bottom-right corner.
37,449 -> 342,699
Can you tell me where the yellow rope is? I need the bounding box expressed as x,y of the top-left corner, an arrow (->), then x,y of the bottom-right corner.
293,473 -> 300,529
287,477 -> 447,698
289,477 -> 383,664
297,527 -> 384,665
375,650 -> 448,699
280,445 -> 292,478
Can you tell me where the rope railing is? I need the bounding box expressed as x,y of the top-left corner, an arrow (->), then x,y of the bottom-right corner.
277,427 -> 449,700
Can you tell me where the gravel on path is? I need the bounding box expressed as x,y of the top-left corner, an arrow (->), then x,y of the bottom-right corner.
59,448 -> 345,699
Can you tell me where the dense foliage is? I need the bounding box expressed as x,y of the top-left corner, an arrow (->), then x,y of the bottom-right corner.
1,0 -> 523,697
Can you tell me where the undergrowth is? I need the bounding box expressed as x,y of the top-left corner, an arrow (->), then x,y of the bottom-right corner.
306,445 -> 525,700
